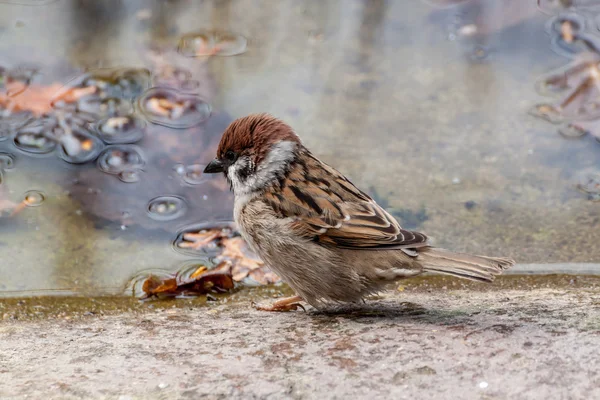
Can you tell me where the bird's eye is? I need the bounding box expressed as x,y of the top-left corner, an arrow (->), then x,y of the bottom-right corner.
224,150 -> 236,161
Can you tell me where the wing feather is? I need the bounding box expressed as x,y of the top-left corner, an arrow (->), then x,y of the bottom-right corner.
264,148 -> 429,250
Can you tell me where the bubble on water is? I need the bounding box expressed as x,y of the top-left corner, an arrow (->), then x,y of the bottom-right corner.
23,190 -> 44,207
177,30 -> 248,57
546,12 -> 585,36
544,12 -> 600,57
138,87 -> 211,129
172,221 -> 237,256
13,123 -> 57,155
97,145 -> 145,176
118,170 -> 141,183
0,153 -> 15,170
57,128 -> 104,164
94,116 -> 146,144
147,196 -> 187,221
175,163 -> 207,185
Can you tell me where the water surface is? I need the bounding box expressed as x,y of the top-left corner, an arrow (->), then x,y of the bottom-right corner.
1,0 -> 599,297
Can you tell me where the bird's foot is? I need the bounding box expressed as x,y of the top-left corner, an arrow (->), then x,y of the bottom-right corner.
252,295 -> 305,312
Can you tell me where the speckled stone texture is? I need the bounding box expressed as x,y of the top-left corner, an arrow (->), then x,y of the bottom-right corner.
1,287 -> 598,399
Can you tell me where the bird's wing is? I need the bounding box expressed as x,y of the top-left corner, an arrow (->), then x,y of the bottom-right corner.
262,150 -> 428,249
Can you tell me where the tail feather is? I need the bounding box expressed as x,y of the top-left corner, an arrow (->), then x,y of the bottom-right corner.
418,247 -> 515,282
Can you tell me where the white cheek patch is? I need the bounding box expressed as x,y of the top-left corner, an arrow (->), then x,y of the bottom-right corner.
227,156 -> 254,194
229,140 -> 298,196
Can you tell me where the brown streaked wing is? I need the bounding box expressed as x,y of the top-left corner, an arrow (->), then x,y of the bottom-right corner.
263,149 -> 429,249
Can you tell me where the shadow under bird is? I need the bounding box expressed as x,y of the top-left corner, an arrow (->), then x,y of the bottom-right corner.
204,114 -> 515,311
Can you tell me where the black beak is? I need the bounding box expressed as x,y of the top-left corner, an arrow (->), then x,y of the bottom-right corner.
203,158 -> 225,174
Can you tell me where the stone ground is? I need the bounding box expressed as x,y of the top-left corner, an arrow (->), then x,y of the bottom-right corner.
1,275 -> 599,399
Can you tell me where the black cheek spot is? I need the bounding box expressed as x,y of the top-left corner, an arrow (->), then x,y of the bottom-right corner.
237,165 -> 251,182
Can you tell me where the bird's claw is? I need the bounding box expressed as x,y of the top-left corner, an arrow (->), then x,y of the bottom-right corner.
251,300 -> 306,312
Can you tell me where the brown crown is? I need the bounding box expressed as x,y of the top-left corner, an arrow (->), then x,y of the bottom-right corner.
216,113 -> 301,164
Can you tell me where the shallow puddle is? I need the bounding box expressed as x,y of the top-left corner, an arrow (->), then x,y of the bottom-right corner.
0,0 -> 599,298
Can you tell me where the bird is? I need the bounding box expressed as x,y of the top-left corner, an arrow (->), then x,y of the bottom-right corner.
203,113 -> 515,311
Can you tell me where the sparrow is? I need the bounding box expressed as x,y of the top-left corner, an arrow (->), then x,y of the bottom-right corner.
203,114 -> 515,311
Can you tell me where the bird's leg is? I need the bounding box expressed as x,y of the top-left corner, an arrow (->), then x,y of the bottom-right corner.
253,295 -> 305,312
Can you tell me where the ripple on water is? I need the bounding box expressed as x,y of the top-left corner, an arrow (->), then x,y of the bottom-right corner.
147,195 -> 187,221
174,163 -> 207,185
23,190 -> 44,207
94,115 -> 146,144
124,269 -> 174,298
13,121 -> 57,155
0,153 -> 15,185
117,169 -> 141,183
0,153 -> 15,170
546,13 -> 600,57
138,87 -> 211,128
177,30 -> 248,57
172,221 -> 237,256
97,145 -> 145,180
57,127 -> 104,164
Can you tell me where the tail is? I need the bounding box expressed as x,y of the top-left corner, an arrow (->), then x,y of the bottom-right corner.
418,247 -> 515,282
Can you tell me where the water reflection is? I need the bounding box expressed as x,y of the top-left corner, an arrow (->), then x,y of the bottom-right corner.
0,0 -> 599,297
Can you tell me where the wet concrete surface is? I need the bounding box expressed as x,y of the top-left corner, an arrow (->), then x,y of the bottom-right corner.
1,276 -> 599,399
